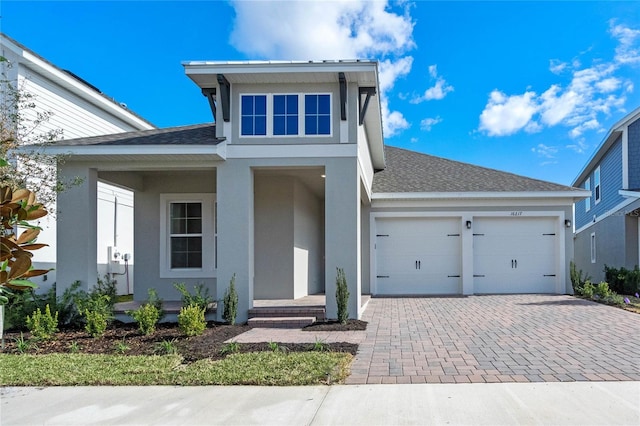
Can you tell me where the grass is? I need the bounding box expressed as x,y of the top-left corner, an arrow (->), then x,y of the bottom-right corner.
0,352 -> 353,386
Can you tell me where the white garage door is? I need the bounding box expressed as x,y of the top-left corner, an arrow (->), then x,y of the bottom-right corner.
375,217 -> 461,295
473,217 -> 557,293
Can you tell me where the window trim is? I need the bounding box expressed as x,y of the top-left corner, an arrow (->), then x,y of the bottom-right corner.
304,93 -> 332,136
160,193 -> 216,279
238,92 -> 332,138
590,232 -> 596,263
594,166 -> 601,204
584,177 -> 591,212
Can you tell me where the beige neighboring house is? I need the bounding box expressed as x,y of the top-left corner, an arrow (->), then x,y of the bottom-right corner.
1,33 -> 155,294
39,60 -> 588,322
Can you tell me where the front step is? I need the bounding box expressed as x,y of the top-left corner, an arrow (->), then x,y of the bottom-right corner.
248,307 -> 325,321
247,316 -> 316,328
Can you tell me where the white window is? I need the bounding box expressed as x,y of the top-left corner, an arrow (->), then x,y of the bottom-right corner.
584,178 -> 591,212
594,166 -> 601,204
590,232 -> 596,263
160,194 -> 215,278
239,93 -> 331,137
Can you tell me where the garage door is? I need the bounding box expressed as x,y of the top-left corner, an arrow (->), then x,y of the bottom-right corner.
473,217 -> 557,293
375,217 -> 461,295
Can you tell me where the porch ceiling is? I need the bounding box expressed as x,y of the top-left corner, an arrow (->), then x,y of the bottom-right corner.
254,167 -> 325,198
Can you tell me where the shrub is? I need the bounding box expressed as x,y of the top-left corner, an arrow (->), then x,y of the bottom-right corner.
94,274 -> 117,307
178,304 -> 206,337
603,293 -> 624,306
128,303 -> 160,336
595,281 -> 611,299
580,281 -> 595,298
223,274 -> 238,325
604,265 -> 640,294
147,288 -> 165,321
570,261 -> 591,294
25,304 -> 58,340
81,294 -> 112,338
174,282 -> 212,312
3,290 -> 39,331
336,267 -> 349,324
84,308 -> 108,338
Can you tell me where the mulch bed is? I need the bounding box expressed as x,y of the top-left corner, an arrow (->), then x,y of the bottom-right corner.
1,321 -> 360,362
303,319 -> 368,331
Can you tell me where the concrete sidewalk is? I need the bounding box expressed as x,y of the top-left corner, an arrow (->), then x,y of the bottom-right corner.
2,382 -> 639,425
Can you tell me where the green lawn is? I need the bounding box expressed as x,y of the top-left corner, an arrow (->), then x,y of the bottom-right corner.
0,352 -> 353,386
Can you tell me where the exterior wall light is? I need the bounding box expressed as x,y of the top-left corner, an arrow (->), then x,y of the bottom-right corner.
466,220 -> 472,229
564,219 -> 572,228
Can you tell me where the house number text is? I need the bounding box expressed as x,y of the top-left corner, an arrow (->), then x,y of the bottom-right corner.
510,211 -> 523,216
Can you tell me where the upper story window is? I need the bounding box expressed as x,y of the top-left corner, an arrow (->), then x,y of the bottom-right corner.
594,166 -> 601,204
273,95 -> 299,135
240,93 -> 331,137
585,178 -> 591,212
305,94 -> 331,135
241,95 -> 267,136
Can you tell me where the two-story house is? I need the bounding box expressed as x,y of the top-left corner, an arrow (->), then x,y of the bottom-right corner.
1,33 -> 155,295
572,107 -> 640,281
41,60 -> 587,322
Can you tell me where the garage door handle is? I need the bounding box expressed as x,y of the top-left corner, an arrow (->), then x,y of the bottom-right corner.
511,259 -> 514,268
418,260 -> 421,269
544,274 -> 556,277
515,259 -> 518,268
377,275 -> 389,278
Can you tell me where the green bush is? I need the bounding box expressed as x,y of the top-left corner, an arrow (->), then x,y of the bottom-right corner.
178,304 -> 206,337
570,261 -> 591,294
604,265 -> 640,294
595,281 -> 611,298
128,303 -> 160,336
174,282 -> 212,312
94,274 -> 117,308
25,304 -> 58,340
580,281 -> 595,298
147,288 -> 165,321
84,309 -> 108,338
336,267 -> 349,324
223,274 -> 238,325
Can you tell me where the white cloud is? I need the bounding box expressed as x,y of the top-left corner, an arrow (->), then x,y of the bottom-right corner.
479,22 -> 638,139
566,138 -> 589,154
229,0 -> 416,137
420,116 -> 442,131
531,143 -> 558,158
411,64 -> 454,103
610,20 -> 640,64
478,90 -> 538,136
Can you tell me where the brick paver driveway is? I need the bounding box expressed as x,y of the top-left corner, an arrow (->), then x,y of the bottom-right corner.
346,295 -> 640,384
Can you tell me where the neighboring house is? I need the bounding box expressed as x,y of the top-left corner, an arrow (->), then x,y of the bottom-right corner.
572,107 -> 640,281
41,60 -> 588,322
1,33 -> 155,294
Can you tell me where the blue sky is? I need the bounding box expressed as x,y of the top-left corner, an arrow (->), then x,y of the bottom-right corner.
2,1 -> 639,185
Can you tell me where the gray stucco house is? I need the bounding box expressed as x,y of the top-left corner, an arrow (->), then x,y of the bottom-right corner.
43,60 -> 588,322
572,107 -> 640,281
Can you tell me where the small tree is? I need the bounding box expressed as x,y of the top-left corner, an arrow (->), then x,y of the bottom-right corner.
223,274 -> 238,325
336,267 -> 350,324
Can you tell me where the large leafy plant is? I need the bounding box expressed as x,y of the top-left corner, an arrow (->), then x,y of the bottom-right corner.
0,179 -> 49,304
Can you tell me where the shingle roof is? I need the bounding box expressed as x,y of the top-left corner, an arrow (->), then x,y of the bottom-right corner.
52,124 -> 222,146
373,146 -> 578,193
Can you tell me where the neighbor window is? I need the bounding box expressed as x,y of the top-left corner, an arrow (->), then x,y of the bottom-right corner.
273,94 -> 299,135
594,166 -> 601,204
305,94 -> 331,135
160,194 -> 215,278
585,178 -> 591,212
241,95 -> 267,136
590,232 -> 596,263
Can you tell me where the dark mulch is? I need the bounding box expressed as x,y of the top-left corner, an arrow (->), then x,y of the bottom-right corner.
1,322 -> 359,362
302,319 -> 368,331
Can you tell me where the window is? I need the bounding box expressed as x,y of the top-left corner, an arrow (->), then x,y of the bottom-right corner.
305,94 -> 331,135
160,194 -> 215,278
594,166 -> 601,204
591,232 -> 596,263
241,95 -> 267,136
585,178 -> 591,212
273,95 -> 298,135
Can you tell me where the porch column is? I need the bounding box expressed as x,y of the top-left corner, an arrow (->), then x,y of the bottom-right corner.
325,159 -> 362,319
56,163 -> 98,297
216,162 -> 254,323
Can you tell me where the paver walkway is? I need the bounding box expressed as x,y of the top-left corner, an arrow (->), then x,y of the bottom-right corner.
231,295 -> 640,385
347,295 -> 640,384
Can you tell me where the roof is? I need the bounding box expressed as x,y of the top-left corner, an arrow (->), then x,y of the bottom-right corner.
572,105 -> 640,186
47,123 -> 222,147
373,146 -> 580,193
0,32 -> 155,130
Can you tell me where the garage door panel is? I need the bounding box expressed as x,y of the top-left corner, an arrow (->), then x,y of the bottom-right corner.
375,217 -> 461,295
473,217 -> 558,294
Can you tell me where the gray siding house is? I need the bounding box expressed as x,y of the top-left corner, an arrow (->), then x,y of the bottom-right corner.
572,107 -> 640,281
42,61 -> 588,322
